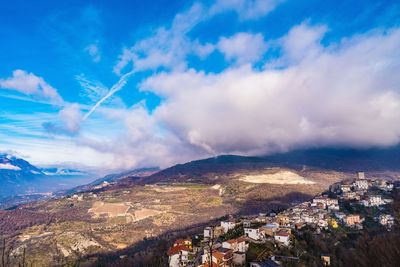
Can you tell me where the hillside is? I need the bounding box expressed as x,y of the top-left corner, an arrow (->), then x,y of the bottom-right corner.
1,148 -> 400,266
141,146 -> 400,185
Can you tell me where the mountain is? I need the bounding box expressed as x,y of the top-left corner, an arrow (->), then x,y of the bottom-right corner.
0,154 -> 45,196
141,146 -> 400,184
262,146 -> 400,172
1,148 -> 400,266
62,167 -> 159,195
0,154 -> 95,201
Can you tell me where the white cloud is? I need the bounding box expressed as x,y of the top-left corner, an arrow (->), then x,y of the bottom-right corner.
60,104 -> 83,133
210,0 -> 283,20
78,104 -> 204,169
218,32 -> 267,64
113,0 -> 281,75
280,22 -> 327,65
140,26 -> 400,158
0,70 -> 63,105
113,3 -> 204,75
85,42 -> 101,62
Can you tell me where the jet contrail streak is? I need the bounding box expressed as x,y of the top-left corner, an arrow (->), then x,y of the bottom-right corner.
83,70 -> 135,120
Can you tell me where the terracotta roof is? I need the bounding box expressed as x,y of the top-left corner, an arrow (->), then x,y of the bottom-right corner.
237,236 -> 247,243
275,230 -> 290,237
225,239 -> 237,244
167,245 -> 191,256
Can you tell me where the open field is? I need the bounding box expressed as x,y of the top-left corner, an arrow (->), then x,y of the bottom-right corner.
89,201 -> 131,217
240,170 -> 315,184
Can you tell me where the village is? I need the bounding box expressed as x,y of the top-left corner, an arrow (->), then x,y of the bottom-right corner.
166,172 -> 398,267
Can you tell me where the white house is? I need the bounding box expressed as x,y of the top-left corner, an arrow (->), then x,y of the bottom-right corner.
361,195 -> 384,207
354,179 -> 369,190
168,246 -> 192,267
221,221 -> 236,233
204,227 -> 213,239
379,214 -> 395,227
222,237 -> 248,253
244,228 -> 264,241
274,230 -> 290,246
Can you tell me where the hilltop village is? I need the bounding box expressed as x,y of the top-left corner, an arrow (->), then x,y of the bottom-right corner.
166,172 -> 399,267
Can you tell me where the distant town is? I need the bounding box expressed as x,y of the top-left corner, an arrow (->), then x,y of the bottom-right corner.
166,172 -> 398,267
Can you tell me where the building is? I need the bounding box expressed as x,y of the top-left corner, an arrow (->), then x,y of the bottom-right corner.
261,223 -> 279,237
222,237 -> 247,253
168,240 -> 193,267
344,214 -> 362,226
244,228 -> 264,241
277,215 -> 290,226
202,248 -> 233,267
354,178 -> 369,190
221,221 -> 236,233
379,214 -> 395,227
329,218 -> 338,229
361,195 -> 384,207
340,184 -> 352,193
204,227 -> 213,239
274,229 -> 290,246
321,254 -> 331,266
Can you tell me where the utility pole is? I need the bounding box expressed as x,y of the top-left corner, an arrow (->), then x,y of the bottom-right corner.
208,228 -> 214,267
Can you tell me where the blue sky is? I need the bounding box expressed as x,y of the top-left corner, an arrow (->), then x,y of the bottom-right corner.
0,0 -> 399,171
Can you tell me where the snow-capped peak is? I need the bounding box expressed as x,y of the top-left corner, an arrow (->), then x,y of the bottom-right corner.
0,163 -> 21,171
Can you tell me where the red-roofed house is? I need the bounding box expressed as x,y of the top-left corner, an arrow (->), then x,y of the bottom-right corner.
168,240 -> 193,267
274,229 -> 291,246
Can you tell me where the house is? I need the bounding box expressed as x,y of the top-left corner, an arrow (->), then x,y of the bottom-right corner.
321,254 -> 331,266
277,215 -> 290,226
221,221 -> 236,233
361,195 -> 384,207
317,219 -> 329,229
374,180 -> 394,192
274,229 -> 290,246
354,178 -> 369,190
222,237 -> 247,253
202,248 -> 233,267
243,220 -> 251,227
329,218 -> 338,229
174,239 -> 192,249
221,237 -> 248,265
340,184 -> 352,193
204,227 -> 213,239
168,240 -> 193,267
344,214 -> 362,226
379,214 -> 395,227
342,192 -> 360,201
244,227 -> 264,241
261,223 -> 279,237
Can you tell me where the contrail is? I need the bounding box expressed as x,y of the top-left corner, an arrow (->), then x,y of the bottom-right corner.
83,70 -> 135,120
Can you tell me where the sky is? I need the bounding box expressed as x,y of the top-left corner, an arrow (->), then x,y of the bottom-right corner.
0,0 -> 399,172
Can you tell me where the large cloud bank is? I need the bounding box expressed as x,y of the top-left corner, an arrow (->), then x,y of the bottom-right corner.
81,24 -> 400,169
141,25 -> 400,157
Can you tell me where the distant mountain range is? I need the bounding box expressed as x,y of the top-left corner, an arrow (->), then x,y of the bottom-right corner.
2,146 -> 400,206
142,146 -> 400,184
0,154 -> 94,199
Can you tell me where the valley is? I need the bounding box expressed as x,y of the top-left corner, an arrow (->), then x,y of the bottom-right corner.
1,167 -> 341,266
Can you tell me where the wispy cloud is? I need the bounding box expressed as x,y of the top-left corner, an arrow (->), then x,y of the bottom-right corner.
0,70 -> 63,105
